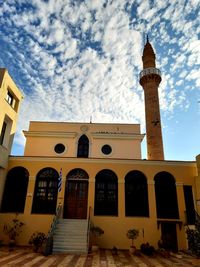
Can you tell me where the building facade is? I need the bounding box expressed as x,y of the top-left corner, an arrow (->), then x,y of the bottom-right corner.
0,68 -> 23,205
0,42 -> 199,252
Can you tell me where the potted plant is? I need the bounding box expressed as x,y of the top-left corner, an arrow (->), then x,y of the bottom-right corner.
90,224 -> 104,251
29,232 -> 46,252
3,217 -> 25,248
127,228 -> 139,254
140,242 -> 155,255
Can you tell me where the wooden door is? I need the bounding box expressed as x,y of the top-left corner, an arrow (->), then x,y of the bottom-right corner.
64,180 -> 88,219
161,223 -> 178,252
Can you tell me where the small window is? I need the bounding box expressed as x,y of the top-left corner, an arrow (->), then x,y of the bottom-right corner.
54,143 -> 65,154
0,121 -> 7,146
6,90 -> 16,108
77,135 -> 89,158
6,91 -> 14,105
101,144 -> 112,155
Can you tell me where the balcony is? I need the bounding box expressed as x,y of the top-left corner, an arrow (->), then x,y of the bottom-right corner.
139,67 -> 161,79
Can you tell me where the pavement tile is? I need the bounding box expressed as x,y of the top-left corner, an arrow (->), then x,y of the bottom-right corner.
0,247 -> 200,267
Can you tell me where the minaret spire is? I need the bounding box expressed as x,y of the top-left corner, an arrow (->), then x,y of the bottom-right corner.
146,34 -> 149,43
139,40 -> 164,160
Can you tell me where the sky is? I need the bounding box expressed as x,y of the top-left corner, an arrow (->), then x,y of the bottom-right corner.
0,0 -> 199,161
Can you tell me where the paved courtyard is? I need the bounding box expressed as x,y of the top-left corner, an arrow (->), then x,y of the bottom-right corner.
0,247 -> 200,267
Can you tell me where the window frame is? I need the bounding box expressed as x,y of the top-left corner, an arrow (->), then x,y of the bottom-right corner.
0,121 -> 7,146
32,168 -> 59,214
94,169 -> 118,216
125,170 -> 149,217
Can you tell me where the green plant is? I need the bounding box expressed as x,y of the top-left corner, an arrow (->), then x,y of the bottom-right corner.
3,217 -> 25,241
127,229 -> 139,247
90,224 -> 104,245
186,213 -> 200,257
29,232 -> 46,252
140,242 -> 155,255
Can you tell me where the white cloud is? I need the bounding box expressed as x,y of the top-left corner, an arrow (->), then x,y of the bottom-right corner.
0,0 -> 199,157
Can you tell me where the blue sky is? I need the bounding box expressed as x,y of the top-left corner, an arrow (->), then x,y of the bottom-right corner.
0,0 -> 199,161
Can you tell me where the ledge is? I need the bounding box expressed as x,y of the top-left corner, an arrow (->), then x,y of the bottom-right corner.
157,219 -> 183,230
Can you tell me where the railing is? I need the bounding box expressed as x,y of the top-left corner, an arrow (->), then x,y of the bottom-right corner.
87,206 -> 92,253
43,203 -> 62,256
139,67 -> 161,79
184,209 -> 196,226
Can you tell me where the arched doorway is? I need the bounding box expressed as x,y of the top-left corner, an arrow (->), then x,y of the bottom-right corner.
1,167 -> 29,213
154,171 -> 179,251
154,171 -> 179,219
64,168 -> 89,219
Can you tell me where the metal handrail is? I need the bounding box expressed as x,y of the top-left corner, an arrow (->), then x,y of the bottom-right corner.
87,206 -> 92,253
43,203 -> 62,256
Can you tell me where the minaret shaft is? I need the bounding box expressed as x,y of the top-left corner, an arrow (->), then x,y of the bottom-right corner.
142,79 -> 164,160
140,40 -> 164,160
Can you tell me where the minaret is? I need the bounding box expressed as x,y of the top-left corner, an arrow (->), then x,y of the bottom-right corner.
139,38 -> 164,160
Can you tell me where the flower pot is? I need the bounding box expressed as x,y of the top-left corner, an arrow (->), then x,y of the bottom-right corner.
91,245 -> 99,252
9,239 -> 16,251
129,246 -> 136,254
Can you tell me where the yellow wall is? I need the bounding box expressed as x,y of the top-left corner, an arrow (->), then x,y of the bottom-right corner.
23,122 -> 144,159
0,68 -> 23,204
195,154 -> 200,214
0,156 -> 197,250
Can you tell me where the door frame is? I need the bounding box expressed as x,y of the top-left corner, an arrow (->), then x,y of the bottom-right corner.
63,168 -> 89,219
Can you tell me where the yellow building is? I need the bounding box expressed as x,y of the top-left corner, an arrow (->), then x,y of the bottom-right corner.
0,68 -> 23,205
0,41 -> 199,254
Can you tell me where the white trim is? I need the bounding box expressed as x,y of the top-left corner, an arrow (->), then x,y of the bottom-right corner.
91,132 -> 145,140
23,131 -> 77,138
176,182 -> 184,186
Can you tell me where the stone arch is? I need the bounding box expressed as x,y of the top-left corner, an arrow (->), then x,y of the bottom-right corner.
32,167 -> 59,214
1,166 -> 29,213
94,169 -> 118,216
154,171 -> 179,219
125,170 -> 149,217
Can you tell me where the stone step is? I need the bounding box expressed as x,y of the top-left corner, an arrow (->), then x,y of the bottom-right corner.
52,218 -> 88,254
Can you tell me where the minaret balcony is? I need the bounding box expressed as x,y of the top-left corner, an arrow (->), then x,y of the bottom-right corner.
139,67 -> 161,79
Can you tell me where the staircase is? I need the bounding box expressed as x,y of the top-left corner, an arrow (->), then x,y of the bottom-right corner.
52,219 -> 88,254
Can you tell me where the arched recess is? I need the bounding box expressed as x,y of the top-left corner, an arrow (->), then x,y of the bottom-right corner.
154,171 -> 179,219
32,168 -> 59,214
77,134 -> 89,158
1,167 -> 29,213
94,169 -> 118,216
64,168 -> 89,219
125,170 -> 149,217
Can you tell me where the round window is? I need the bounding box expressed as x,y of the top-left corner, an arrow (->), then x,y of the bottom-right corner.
101,144 -> 112,155
54,143 -> 65,154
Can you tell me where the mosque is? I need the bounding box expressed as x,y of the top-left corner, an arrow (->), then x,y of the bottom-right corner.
0,39 -> 199,253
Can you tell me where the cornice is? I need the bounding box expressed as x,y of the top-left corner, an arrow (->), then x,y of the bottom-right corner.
8,156 -> 196,167
91,132 -> 145,140
23,131 -> 77,138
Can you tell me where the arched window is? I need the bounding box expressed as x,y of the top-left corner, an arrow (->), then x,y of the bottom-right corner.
77,135 -> 89,158
154,172 -> 179,219
125,170 -> 149,217
94,169 -> 118,216
1,167 -> 29,213
32,168 -> 59,214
